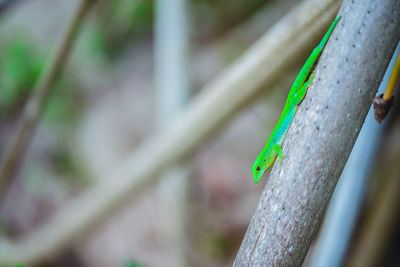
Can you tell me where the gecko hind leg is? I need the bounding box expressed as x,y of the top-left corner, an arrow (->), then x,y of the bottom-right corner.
294,71 -> 316,105
272,144 -> 284,164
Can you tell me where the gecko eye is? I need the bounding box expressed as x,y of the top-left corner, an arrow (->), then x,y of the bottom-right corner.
256,166 -> 260,171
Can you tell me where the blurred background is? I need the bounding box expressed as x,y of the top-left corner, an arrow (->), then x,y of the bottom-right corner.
0,0 -> 399,266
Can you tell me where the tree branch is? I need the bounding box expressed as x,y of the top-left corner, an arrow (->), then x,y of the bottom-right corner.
233,0 -> 400,266
0,0 -> 96,201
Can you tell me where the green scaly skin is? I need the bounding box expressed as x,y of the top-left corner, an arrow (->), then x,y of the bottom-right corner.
252,16 -> 341,183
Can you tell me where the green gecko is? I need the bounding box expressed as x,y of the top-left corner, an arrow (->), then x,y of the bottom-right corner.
252,16 -> 341,183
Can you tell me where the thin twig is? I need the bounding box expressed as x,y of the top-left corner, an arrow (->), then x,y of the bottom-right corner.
383,53 -> 400,100
372,51 -> 400,122
0,0 -> 96,200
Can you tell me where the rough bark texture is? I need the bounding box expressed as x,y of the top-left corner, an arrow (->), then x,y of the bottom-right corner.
233,0 -> 400,266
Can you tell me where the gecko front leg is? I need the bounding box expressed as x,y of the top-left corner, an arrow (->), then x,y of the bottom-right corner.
272,143 -> 284,164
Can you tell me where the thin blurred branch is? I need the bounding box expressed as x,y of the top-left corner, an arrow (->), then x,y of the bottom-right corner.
155,0 -> 190,266
0,0 -> 96,201
345,122 -> 400,267
0,0 -> 341,265
233,0 -> 400,266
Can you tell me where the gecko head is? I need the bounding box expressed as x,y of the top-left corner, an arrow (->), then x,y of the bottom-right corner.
251,159 -> 271,184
